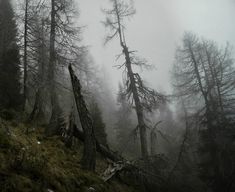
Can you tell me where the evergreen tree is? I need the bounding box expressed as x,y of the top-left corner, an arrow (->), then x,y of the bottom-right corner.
89,99 -> 108,147
0,0 -> 22,110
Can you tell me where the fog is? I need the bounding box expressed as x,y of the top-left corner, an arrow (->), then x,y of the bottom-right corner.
78,0 -> 235,95
0,0 -> 234,191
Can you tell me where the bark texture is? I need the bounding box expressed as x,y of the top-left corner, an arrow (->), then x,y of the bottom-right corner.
68,64 -> 96,171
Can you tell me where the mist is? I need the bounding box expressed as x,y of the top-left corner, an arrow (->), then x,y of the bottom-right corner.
78,0 -> 235,95
0,0 -> 234,191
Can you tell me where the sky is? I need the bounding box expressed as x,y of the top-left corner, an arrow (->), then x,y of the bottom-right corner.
76,0 -> 235,96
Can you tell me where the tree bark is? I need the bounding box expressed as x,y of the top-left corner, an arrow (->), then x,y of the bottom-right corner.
72,124 -> 123,162
29,20 -> 46,123
68,64 -> 96,171
123,45 -> 148,159
45,0 -> 62,136
114,1 -> 148,158
23,0 -> 29,110
28,87 -> 45,123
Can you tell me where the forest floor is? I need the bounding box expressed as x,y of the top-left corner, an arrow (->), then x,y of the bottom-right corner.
0,118 -> 140,192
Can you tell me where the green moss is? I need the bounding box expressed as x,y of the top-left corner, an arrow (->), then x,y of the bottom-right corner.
0,120 -> 140,192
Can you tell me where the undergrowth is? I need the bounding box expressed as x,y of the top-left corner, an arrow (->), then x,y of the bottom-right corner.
0,119 -> 139,192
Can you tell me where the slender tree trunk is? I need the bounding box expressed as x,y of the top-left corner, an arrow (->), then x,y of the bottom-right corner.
45,0 -> 62,135
28,87 -> 45,122
29,20 -> 46,123
124,46 -> 148,158
114,1 -> 148,158
23,0 -> 28,110
69,64 -> 96,171
150,132 -> 157,156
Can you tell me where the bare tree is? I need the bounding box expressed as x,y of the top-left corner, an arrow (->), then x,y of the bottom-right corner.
172,32 -> 235,192
103,0 -> 165,159
44,0 -> 81,135
28,18 -> 48,122
69,64 -> 96,171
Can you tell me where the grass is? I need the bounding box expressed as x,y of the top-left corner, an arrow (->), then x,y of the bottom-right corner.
0,120 -> 139,192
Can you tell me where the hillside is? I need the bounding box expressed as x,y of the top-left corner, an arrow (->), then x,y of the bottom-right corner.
0,118 -> 140,192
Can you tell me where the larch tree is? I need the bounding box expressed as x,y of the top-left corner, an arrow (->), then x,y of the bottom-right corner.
172,32 -> 235,192
28,15 -> 48,122
17,0 -> 50,122
103,0 -> 165,159
46,0 -> 81,135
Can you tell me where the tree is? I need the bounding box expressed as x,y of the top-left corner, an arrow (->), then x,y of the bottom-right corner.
23,0 -> 29,110
172,32 -> 235,192
0,0 -> 22,110
17,0 -> 49,122
89,99 -> 108,147
69,64 -> 96,171
45,0 -> 81,135
45,0 -> 62,135
103,0 -> 165,159
28,17 -> 48,122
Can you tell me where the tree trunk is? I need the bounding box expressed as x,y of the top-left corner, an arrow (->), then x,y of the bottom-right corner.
72,124 -> 123,162
150,132 -> 157,156
45,0 -> 62,136
114,4 -> 148,158
123,46 -> 148,159
28,87 -> 45,123
68,64 -> 96,171
23,0 -> 28,110
29,19 -> 46,123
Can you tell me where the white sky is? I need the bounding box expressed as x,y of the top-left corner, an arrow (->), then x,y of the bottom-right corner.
75,0 -> 235,95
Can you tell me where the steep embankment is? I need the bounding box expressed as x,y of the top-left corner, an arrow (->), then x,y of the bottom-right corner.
0,119 -> 139,192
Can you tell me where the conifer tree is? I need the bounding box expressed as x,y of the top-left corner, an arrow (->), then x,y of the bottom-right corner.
0,0 -> 22,110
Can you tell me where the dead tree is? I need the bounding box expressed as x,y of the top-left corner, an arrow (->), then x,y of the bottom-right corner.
68,64 -> 96,171
103,0 -> 165,159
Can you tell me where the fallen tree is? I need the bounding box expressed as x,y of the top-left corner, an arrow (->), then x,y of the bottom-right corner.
65,123 -> 166,192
